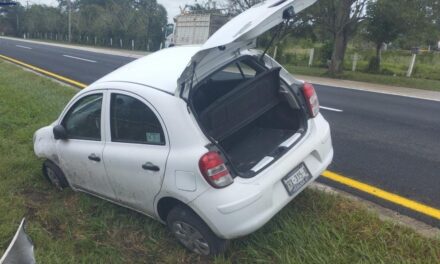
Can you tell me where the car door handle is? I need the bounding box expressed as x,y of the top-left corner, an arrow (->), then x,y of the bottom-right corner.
142,162 -> 160,172
88,154 -> 101,162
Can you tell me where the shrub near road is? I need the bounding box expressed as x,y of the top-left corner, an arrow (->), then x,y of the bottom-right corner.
0,60 -> 439,263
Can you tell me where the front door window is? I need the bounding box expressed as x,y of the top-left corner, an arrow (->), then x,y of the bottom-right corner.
62,94 -> 102,141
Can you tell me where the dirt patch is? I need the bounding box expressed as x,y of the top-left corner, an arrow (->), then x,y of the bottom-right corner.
20,188 -> 50,219
21,188 -> 50,204
41,216 -> 65,239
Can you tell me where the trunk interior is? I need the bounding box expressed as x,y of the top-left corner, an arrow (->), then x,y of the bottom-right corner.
191,59 -> 306,177
219,102 -> 303,173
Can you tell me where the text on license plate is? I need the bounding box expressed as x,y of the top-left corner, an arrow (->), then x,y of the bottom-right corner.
282,163 -> 313,196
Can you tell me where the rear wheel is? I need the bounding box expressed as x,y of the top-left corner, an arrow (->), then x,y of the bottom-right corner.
167,205 -> 229,255
42,160 -> 69,190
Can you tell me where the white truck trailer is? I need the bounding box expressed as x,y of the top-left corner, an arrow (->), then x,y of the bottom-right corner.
173,13 -> 229,46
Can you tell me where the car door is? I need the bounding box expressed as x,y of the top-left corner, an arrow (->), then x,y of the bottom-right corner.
55,91 -> 117,200
102,90 -> 170,215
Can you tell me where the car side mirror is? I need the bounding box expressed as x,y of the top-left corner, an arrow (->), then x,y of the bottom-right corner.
53,125 -> 67,140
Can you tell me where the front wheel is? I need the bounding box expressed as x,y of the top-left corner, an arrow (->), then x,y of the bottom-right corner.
42,160 -> 69,190
167,205 -> 229,255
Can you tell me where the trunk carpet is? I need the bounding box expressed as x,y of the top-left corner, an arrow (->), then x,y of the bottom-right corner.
224,127 -> 294,172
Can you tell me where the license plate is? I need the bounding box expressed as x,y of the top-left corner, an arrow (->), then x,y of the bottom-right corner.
282,163 -> 312,196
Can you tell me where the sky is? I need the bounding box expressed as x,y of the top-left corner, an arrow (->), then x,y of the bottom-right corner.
17,0 -> 193,23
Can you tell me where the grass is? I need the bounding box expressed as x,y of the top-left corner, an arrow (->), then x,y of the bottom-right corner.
280,42 -> 440,89
286,65 -> 440,92
282,43 -> 440,78
0,59 -> 439,263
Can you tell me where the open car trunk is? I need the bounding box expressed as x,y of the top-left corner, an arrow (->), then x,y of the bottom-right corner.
191,60 -> 307,177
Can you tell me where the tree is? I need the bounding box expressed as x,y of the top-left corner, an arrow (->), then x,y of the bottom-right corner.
54,0 -> 167,50
400,0 -> 440,48
226,0 -> 262,15
184,0 -> 222,13
226,0 -> 367,74
0,1 -> 24,36
310,0 -> 368,74
365,0 -> 407,72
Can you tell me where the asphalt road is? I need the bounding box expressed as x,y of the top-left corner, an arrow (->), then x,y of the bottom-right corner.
316,86 -> 440,226
1,37 -> 439,226
0,38 -> 133,84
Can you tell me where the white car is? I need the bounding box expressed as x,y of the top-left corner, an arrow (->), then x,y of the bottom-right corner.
33,0 -> 332,255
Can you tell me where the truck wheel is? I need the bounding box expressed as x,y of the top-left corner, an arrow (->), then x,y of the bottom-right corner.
42,160 -> 69,190
167,205 -> 229,255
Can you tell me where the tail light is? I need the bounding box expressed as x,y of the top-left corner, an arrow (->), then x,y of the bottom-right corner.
199,151 -> 234,188
302,82 -> 320,117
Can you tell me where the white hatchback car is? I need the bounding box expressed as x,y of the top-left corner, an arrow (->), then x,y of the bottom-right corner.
33,0 -> 332,255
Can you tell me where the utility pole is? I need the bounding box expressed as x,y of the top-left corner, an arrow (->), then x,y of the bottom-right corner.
68,0 -> 72,42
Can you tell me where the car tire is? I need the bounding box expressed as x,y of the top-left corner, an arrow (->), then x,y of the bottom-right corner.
167,205 -> 229,255
42,160 -> 69,190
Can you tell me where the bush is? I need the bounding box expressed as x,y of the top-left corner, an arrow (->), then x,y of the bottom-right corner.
317,42 -> 332,66
380,68 -> 395,76
283,53 -> 293,64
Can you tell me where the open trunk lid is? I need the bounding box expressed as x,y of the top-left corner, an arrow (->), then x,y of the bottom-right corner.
178,0 -> 317,96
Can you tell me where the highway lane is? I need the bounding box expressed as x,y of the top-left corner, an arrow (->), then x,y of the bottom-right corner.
0,38 -> 132,84
1,37 -> 439,226
316,86 -> 440,226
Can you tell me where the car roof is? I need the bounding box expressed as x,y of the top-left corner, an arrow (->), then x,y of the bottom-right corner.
95,46 -> 202,94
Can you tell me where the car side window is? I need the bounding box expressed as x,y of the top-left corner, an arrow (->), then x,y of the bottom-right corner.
62,94 -> 103,141
110,93 -> 165,145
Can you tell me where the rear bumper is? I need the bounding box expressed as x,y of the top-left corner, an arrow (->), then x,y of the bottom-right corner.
189,114 -> 333,239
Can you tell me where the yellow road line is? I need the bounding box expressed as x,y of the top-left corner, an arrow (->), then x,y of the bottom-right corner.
322,170 -> 440,220
2,53 -> 440,221
0,54 -> 87,88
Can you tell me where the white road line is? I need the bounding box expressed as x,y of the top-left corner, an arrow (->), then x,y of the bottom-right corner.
320,106 -> 344,112
16,45 -> 32,50
63,54 -> 97,63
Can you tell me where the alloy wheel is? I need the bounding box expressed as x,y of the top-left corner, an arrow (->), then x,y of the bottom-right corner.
172,221 -> 210,255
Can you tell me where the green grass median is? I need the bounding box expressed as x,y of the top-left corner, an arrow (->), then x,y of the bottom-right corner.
286,65 -> 440,92
0,59 -> 439,263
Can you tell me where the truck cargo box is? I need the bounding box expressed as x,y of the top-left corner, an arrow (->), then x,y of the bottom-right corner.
174,14 -> 229,46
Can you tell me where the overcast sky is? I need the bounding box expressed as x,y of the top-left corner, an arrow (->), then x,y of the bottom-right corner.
17,0 -> 193,23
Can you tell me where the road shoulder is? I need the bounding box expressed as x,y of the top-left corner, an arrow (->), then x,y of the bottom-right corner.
296,74 -> 440,102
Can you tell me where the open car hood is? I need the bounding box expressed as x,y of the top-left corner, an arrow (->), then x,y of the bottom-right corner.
177,0 -> 317,92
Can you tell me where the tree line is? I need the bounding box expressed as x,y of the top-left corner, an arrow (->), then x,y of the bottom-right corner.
1,0 -> 439,73
227,0 -> 440,74
0,0 -> 167,51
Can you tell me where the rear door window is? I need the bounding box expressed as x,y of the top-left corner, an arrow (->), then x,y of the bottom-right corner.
110,94 -> 165,145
